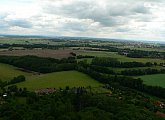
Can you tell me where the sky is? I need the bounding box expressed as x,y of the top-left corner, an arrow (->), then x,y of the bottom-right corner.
0,0 -> 165,41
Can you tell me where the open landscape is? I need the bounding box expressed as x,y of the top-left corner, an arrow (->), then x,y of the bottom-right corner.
140,74 -> 165,88
16,70 -> 102,91
1,36 -> 165,120
0,63 -> 33,81
1,0 -> 165,119
0,48 -> 73,59
0,38 -> 165,89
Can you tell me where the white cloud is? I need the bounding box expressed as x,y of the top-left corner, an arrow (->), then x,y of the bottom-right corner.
0,0 -> 165,41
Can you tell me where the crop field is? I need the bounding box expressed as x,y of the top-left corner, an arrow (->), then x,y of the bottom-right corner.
139,74 -> 165,88
0,48 -> 73,59
0,38 -> 48,44
118,46 -> 165,52
0,46 -> 164,63
76,50 -> 165,64
16,71 -> 102,91
0,63 -> 33,81
0,38 -> 63,45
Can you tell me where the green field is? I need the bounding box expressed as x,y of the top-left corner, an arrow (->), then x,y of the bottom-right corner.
139,74 -> 165,88
16,71 -> 102,91
77,50 -> 165,63
0,63 -> 33,81
0,38 -> 53,45
0,63 -> 102,91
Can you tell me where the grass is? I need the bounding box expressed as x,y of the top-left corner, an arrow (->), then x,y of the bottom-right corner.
16,71 -> 102,91
0,38 -> 53,45
1,63 -> 103,92
0,63 -> 33,81
76,50 -> 165,64
139,74 -> 165,88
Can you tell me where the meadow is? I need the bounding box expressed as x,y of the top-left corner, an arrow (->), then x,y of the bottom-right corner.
1,38 -> 165,91
1,48 -> 164,63
0,63 -> 33,81
76,50 -> 165,64
16,71 -> 102,91
139,74 -> 165,88
0,63 -> 102,91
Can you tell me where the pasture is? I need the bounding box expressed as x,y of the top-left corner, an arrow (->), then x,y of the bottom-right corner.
76,50 -> 165,64
139,74 -> 165,88
0,63 -> 33,81
0,38 -> 57,45
16,71 -> 102,91
0,45 -> 164,63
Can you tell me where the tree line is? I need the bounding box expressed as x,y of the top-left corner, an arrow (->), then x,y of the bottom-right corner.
91,57 -> 154,68
0,75 -> 26,89
0,55 -> 76,73
1,55 -> 165,98
82,45 -> 165,59
121,68 -> 165,76
77,61 -> 165,99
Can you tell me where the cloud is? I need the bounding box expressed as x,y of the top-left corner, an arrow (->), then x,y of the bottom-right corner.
6,19 -> 32,28
0,0 -> 165,41
41,0 -> 152,28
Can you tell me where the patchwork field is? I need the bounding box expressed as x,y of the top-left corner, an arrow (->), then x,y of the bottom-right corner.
0,47 -> 164,63
0,48 -> 73,59
76,50 -> 165,63
16,71 -> 102,91
0,63 -> 102,91
140,74 -> 165,88
0,38 -> 63,45
0,63 -> 33,81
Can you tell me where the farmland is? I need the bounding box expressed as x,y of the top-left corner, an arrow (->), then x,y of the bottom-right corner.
0,38 -> 165,93
16,71 -> 102,91
0,48 -> 164,63
0,38 -> 64,45
2,0 -> 165,118
0,63 -> 33,81
0,62 -> 101,91
0,48 -> 72,59
140,74 -> 165,88
0,37 -> 165,120
76,50 -> 165,64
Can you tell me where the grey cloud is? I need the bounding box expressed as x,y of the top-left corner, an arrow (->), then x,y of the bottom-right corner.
0,14 -> 32,29
132,4 -> 150,14
0,14 -> 10,29
43,0 -> 151,27
63,22 -> 87,31
0,0 -> 164,41
0,13 -> 8,19
134,14 -> 153,22
115,27 -> 131,32
0,22 -> 9,29
7,19 -> 32,28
